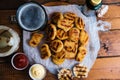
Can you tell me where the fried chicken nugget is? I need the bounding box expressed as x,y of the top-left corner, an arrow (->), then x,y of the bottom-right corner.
29,33 -> 43,47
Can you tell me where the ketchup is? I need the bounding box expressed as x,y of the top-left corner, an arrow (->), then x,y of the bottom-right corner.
13,53 -> 28,69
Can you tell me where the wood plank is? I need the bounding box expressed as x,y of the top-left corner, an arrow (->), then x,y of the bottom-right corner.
0,62 -> 57,80
101,5 -> 120,18
98,5 -> 120,29
101,18 -> 120,30
1,57 -> 120,80
0,0 -> 119,10
0,63 -> 31,80
0,1 -> 119,80
0,10 -> 16,24
53,0 -> 120,4
98,30 -> 120,57
102,0 -> 120,4
0,0 -> 27,10
0,10 -> 22,36
87,57 -> 120,80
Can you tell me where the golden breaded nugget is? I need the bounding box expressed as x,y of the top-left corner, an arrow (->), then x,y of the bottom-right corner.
48,24 -> 57,40
50,40 -> 63,53
57,19 -> 74,32
57,29 -> 68,40
54,49 -> 66,59
69,28 -> 80,42
52,55 -> 65,65
51,49 -> 66,65
64,17 -> 74,24
39,11 -> 89,65
63,12 -> 77,24
40,44 -> 51,59
29,33 -> 43,47
75,17 -> 85,30
80,30 -> 89,46
64,12 -> 77,20
51,12 -> 64,24
76,46 -> 87,62
64,40 -> 78,59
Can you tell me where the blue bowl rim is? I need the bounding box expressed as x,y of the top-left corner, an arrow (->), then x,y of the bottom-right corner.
16,1 -> 48,32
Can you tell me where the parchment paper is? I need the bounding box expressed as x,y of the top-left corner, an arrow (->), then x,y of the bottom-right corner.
23,5 -> 111,74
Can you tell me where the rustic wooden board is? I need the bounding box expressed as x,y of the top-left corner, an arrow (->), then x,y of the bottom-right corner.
87,57 -> 120,80
102,5 -> 120,18
0,63 -> 31,80
103,0 -> 120,4
41,0 -> 120,5
99,5 -> 120,29
1,57 -> 120,80
0,0 -> 119,10
0,1 -> 119,80
98,30 -> 120,57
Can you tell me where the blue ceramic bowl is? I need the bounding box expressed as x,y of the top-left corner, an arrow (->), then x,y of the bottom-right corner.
16,1 -> 48,31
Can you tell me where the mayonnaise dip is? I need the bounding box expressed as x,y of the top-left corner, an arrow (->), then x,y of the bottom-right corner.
29,64 -> 46,80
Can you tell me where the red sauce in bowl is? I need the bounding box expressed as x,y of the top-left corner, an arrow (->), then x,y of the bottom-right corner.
12,53 -> 29,70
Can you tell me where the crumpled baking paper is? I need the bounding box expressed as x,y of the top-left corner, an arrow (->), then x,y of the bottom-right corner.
23,5 -> 111,74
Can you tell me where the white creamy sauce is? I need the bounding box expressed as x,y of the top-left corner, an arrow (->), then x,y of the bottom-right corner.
30,64 -> 46,80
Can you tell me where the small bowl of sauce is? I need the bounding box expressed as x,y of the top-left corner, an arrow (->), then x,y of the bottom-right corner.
29,64 -> 46,80
11,52 -> 29,70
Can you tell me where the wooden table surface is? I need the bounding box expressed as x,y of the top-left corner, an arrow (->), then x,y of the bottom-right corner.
0,0 -> 120,80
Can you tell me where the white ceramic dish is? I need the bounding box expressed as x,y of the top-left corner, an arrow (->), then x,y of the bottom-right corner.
0,25 -> 20,57
29,64 -> 46,80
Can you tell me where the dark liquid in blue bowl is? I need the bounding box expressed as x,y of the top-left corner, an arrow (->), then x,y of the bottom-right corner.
17,2 -> 47,31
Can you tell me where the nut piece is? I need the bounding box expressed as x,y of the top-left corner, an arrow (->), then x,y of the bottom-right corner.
29,33 -> 43,47
58,68 -> 73,80
73,64 -> 88,78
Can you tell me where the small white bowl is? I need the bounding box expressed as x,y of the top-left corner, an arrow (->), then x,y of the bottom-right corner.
0,25 -> 20,57
11,52 -> 29,70
29,64 -> 46,80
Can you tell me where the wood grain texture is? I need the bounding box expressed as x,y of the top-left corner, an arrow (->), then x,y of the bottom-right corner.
0,63 -> 31,80
0,0 -> 27,10
0,1 -> 119,80
1,57 -> 120,80
102,0 -> 120,4
98,30 -> 120,57
87,57 -> 120,80
102,5 -> 120,18
99,5 -> 120,29
0,0 -> 119,10
101,18 -> 120,30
